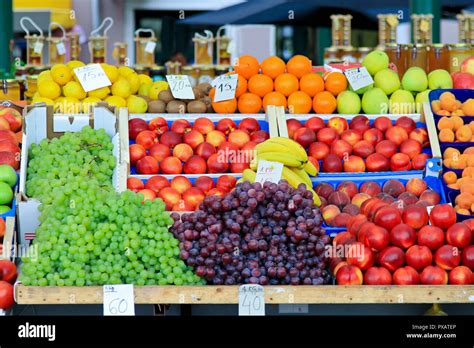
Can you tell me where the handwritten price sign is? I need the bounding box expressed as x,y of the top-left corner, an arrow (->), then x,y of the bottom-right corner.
254,160 -> 283,185
74,64 -> 111,92
212,74 -> 237,102
166,75 -> 195,99
238,284 -> 265,316
103,284 -> 135,316
343,67 -> 374,91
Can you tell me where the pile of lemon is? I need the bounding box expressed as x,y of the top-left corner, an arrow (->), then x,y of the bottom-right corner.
33,61 -> 169,113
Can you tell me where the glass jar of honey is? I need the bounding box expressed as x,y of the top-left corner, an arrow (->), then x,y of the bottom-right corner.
47,22 -> 67,66
193,30 -> 214,66
406,44 -> 428,71
449,43 -> 473,73
134,29 -> 157,68
181,66 -> 199,87
428,44 -> 449,72
25,75 -> 38,101
113,42 -> 128,66
67,33 -> 81,61
385,44 -> 407,78
0,80 -> 21,101
89,17 -> 114,64
324,47 -> 343,64
20,17 -> 45,67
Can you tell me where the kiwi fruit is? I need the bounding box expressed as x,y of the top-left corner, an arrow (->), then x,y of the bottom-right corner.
148,100 -> 166,113
158,89 -> 175,104
201,96 -> 213,113
166,100 -> 186,114
197,82 -> 212,95
187,100 -> 207,114
192,87 -> 204,100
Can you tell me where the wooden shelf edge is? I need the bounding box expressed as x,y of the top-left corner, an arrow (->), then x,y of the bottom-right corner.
15,284 -> 474,305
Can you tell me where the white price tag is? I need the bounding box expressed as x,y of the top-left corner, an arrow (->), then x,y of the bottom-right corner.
145,41 -> 156,54
254,160 -> 283,185
166,75 -> 195,99
238,284 -> 265,316
33,41 -> 44,54
56,42 -> 66,56
212,74 -> 237,102
343,67 -> 374,91
103,284 -> 135,316
74,64 -> 112,92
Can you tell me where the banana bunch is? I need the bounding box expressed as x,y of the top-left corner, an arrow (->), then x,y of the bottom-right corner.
239,137 -> 321,206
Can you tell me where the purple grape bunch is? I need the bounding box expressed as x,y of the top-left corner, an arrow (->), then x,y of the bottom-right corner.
170,180 -> 332,285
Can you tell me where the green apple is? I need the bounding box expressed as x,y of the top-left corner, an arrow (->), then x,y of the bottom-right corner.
374,68 -> 400,95
362,50 -> 389,76
349,83 -> 373,95
337,90 -> 361,114
401,67 -> 428,92
415,89 -> 431,113
0,182 -> 13,205
0,165 -> 17,187
389,89 -> 416,114
361,88 -> 389,114
427,69 -> 453,89
0,205 -> 10,214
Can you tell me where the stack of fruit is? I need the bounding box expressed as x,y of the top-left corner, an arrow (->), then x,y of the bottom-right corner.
288,115 -> 430,173
170,180 -> 332,285
0,165 -> 17,215
0,107 -> 22,170
0,258 -> 16,310
432,91 -> 474,118
127,175 -> 237,211
333,202 -> 473,285
129,117 -> 268,175
452,57 -> 474,89
242,136 -> 320,205
317,178 -> 441,228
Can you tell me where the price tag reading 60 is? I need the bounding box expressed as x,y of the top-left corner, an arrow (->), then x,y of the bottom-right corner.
103,284 -> 135,316
238,284 -> 265,316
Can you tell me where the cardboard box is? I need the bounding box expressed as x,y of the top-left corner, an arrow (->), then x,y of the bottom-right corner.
17,105 -> 128,244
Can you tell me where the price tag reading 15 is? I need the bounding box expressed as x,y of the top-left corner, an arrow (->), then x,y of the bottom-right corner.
74,64 -> 112,92
103,284 -> 135,316
212,74 -> 237,102
166,75 -> 195,100
238,284 -> 265,316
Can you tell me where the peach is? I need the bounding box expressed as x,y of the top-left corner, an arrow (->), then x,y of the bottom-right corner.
315,183 -> 334,200
446,222 -> 472,249
364,267 -> 392,285
182,187 -> 206,209
160,131 -> 182,149
363,225 -> 390,252
400,139 -> 422,159
382,180 -> 405,198
183,130 -> 205,149
127,177 -> 144,192
238,118 -> 260,133
366,153 -> 390,172
333,213 -> 351,227
390,224 -> 416,249
327,116 -> 349,135
343,155 -> 366,172
308,142 -> 330,160
322,204 -> 341,225
434,245 -> 461,270
360,182 -> 382,197
216,175 -> 237,192
316,127 -> 338,145
374,206 -> 403,231
375,140 -> 398,158
207,153 -> 229,173
0,108 -> 22,132
406,245 -> 433,271
403,204 -> 429,230
336,181 -> 358,199
286,119 -> 303,138
352,193 -> 371,207
412,153 -> 429,170
378,192 -> 396,204
328,191 -> 351,209
193,117 -> 215,135
228,129 -> 251,149
0,118 -> 10,131
149,143 -> 171,162
449,266 -> 473,285
171,176 -> 192,194
305,117 -> 325,133
352,140 -> 374,159
349,115 -> 370,135
136,130 -> 158,149
129,144 -> 146,165
398,192 -> 417,205
148,117 -> 168,134
216,118 -> 237,135
373,116 -> 392,133
160,156 -> 183,174
206,130 -> 226,148
230,161 -> 250,173
250,130 -> 269,143
333,231 -> 356,247
385,126 -> 408,146
195,142 -> 217,161
396,116 -> 416,134
342,204 -> 360,216
322,154 -> 343,172
206,187 -> 228,197
330,139 -> 352,159
136,156 -> 159,174
139,189 -> 156,202
170,119 -> 191,135
346,214 -> 368,236
363,128 -> 384,146
390,153 -> 411,171
145,175 -> 170,193
405,178 -> 428,197
173,143 -> 194,162
340,129 -> 362,146
335,265 -> 363,285
183,155 -> 207,174
409,128 -> 429,146
172,200 -> 195,212
158,187 -> 181,210
194,176 -> 215,194
347,242 -> 375,270
293,127 -> 316,148
129,118 -> 148,140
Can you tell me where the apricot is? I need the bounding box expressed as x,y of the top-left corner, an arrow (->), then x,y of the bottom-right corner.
455,192 -> 474,209
449,156 -> 467,170
462,167 -> 474,178
444,147 -> 460,160
440,91 -> 455,101
460,178 -> 474,194
467,155 -> 474,167
443,171 -> 457,184
469,122 -> 474,133
440,98 -> 458,113
431,100 -> 441,112
456,125 -> 472,142
439,129 -> 455,142
451,116 -> 464,131
461,98 -> 474,116
437,110 -> 451,116
438,117 -> 454,130
457,208 -> 471,215
464,147 -> 474,155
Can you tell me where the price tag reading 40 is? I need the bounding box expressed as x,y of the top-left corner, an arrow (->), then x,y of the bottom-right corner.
212,74 -> 237,102
74,64 -> 112,92
166,75 -> 195,100
238,284 -> 265,316
103,284 -> 135,316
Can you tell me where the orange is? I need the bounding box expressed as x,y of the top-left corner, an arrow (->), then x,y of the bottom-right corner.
263,91 -> 287,111
299,73 -> 324,97
462,98 -> 474,116
248,74 -> 274,98
212,98 -> 237,114
235,74 -> 248,98
313,91 -> 337,114
286,55 -> 312,78
287,91 -> 312,114
324,72 -> 348,96
233,55 -> 260,80
274,73 -> 299,97
237,93 -> 262,114
260,56 -> 286,79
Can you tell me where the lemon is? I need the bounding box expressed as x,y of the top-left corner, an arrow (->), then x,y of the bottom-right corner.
105,95 -> 127,108
82,96 -> 101,113
32,97 -> 54,106
138,74 -> 153,85
148,81 -> 169,100
138,83 -> 152,97
38,80 -> 62,99
111,79 -> 132,98
118,66 -> 135,77
63,81 -> 87,100
66,60 -> 85,70
38,70 -> 53,84
101,64 -> 119,83
88,86 -> 110,100
126,73 -> 140,94
127,95 -> 148,113
62,96 -> 81,113
51,64 -> 72,85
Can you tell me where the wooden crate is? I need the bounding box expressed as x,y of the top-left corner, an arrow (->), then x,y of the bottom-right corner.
15,284 -> 474,305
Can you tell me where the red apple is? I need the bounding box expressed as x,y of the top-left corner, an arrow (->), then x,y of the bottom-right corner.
385,126 -> 408,146
250,130 -> 269,144
216,175 -> 237,192
293,127 -> 316,148
160,131 -> 182,149
182,187 -> 206,209
238,117 -> 260,134
316,127 -> 338,145
412,153 -> 429,170
349,115 -> 370,135
139,189 -> 156,202
390,224 -> 417,249
363,266 -> 392,285
160,156 -> 183,174
409,128 -> 429,146
183,129 -> 205,149
429,204 -> 457,230
406,245 -> 433,271
420,265 -> 448,285
136,130 -> 158,149
158,187 -> 181,209
148,117 -> 168,134
362,226 -> 390,252
173,143 -> 194,162
377,246 -> 405,272
0,108 -> 22,132
343,155 -> 366,172
393,266 -> 420,285
193,117 -> 215,135
184,155 -> 207,174
347,242 -> 375,270
171,176 -> 193,194
194,176 -> 214,194
322,154 -> 343,172
390,153 -> 411,171
340,129 -> 362,146
330,139 -> 352,159
216,118 -> 236,135
446,223 -> 472,249
207,153 -> 229,173
286,119 -> 303,138
434,245 -> 461,270
360,182 -> 382,197
396,116 -> 416,134
400,139 -> 422,160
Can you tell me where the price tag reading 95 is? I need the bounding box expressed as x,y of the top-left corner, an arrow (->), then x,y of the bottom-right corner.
74,64 -> 112,92
212,74 -> 237,102
103,284 -> 135,316
343,67 -> 374,91
238,284 -> 265,316
166,75 -> 195,100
